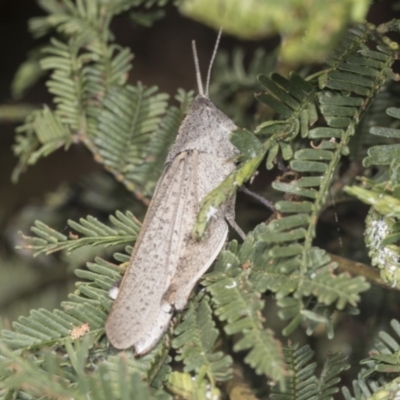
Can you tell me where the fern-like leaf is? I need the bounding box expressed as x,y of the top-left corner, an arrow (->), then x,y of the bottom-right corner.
131,89 -> 194,196
317,352 -> 350,399
246,225 -> 370,334
172,293 -> 233,382
202,246 -> 287,387
92,86 -> 191,197
360,319 -> 400,377
13,0 -> 181,201
18,210 -> 140,256
271,343 -> 348,400
0,255 -> 171,398
363,107 -> 400,167
0,338 -> 160,400
341,375 -> 393,400
271,343 -> 318,400
0,257 -> 118,351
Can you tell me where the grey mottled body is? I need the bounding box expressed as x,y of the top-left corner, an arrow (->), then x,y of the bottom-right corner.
105,94 -> 239,353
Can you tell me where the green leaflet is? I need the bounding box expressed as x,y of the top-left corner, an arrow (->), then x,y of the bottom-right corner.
360,319 -> 400,377
172,293 -> 233,383
203,250 -> 287,388
94,83 -> 170,191
247,226 -> 369,334
0,339 -> 161,400
271,343 -> 349,400
1,258 -> 116,350
341,320 -> 400,400
363,106 -> 400,167
17,210 -> 141,256
96,86 -> 193,196
230,128 -> 264,159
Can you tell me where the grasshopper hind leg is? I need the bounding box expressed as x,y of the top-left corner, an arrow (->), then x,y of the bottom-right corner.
225,196 -> 246,240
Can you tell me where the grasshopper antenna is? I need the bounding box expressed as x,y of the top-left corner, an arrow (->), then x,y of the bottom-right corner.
205,28 -> 222,97
192,40 -> 204,96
